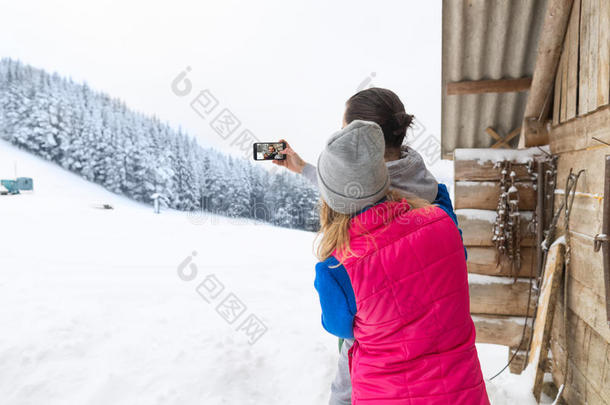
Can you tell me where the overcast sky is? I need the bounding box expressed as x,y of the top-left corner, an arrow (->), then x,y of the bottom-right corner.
0,0 -> 441,165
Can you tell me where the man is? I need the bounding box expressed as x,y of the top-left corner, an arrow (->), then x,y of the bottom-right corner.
263,145 -> 278,160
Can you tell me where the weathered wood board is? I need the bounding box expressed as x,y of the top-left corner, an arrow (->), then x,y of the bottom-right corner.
469,277 -> 536,317
541,234 -> 610,346
586,0 -> 600,114
598,0 -> 610,107
555,146 -> 609,196
509,346 -> 528,375
446,78 -> 532,95
566,273 -> 610,342
466,247 -> 536,278
454,160 -> 531,181
550,102 -> 610,154
560,26 -> 569,123
473,315 -> 530,347
530,242 -> 565,401
549,300 -> 610,404
566,0 -> 580,120
457,209 -> 535,247
455,181 -> 536,210
554,49 -> 563,126
565,231 -> 607,298
579,0 -> 592,115
521,0 -> 574,146
553,0 -> 610,126
552,192 -> 604,238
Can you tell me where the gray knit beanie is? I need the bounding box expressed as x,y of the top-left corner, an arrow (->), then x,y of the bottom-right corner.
317,120 -> 390,215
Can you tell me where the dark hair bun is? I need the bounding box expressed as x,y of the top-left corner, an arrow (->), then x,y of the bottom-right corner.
390,111 -> 414,133
344,87 -> 413,148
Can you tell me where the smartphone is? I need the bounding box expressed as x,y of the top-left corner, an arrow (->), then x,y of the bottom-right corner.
253,142 -> 287,161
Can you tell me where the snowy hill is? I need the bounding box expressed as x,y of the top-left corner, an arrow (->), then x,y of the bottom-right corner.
0,141 -> 550,404
0,58 -> 318,230
0,140 -> 335,404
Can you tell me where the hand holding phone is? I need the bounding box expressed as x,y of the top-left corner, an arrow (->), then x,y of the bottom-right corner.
253,142 -> 287,161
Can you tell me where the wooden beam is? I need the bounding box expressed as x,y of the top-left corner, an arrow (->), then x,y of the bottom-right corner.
598,0 -> 610,107
467,247 -> 536,277
566,271 -> 610,342
473,315 -> 531,347
582,0 -> 600,116
549,301 -> 609,403
523,118 -> 551,146
469,277 -> 536,317
454,181 -> 537,210
509,347 -> 528,374
555,146 -> 609,194
453,148 -> 548,177
485,127 -> 503,143
560,26 -> 569,122
458,210 -> 535,247
520,0 -> 575,147
485,127 -> 522,149
549,104 -> 610,153
566,0 -> 580,120
541,381 -> 562,402
601,154 -> 610,327
446,77 -> 532,95
553,146 -> 608,240
493,127 -> 522,149
530,243 -> 565,401
454,160 -> 532,181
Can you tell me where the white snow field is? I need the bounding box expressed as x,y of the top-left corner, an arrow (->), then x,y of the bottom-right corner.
0,140 -> 552,404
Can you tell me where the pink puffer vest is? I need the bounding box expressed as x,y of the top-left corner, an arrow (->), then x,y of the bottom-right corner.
335,200 -> 489,404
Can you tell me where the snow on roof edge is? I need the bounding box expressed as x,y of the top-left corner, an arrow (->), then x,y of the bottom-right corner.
454,146 -> 550,164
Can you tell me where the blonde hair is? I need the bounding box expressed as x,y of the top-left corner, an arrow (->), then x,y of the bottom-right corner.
315,189 -> 430,262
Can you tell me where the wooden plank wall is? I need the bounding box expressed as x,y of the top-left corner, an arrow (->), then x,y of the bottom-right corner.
548,0 -> 610,403
548,147 -> 610,404
554,0 -> 610,124
454,150 -> 539,365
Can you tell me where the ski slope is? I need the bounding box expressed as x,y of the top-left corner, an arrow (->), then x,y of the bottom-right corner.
0,140 -> 551,404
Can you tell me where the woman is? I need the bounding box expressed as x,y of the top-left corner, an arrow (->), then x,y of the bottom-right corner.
275,88 -> 463,404
313,120 -> 489,404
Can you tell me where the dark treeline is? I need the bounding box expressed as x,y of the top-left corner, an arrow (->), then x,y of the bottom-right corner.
0,58 -> 319,230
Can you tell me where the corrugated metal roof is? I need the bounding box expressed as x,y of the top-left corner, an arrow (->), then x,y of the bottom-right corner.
441,0 -> 549,157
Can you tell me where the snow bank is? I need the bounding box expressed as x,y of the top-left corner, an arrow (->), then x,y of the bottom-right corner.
471,315 -> 527,326
456,209 -> 534,223
483,360 -> 554,404
454,146 -> 550,164
468,274 -> 531,285
457,180 -> 498,187
456,208 -> 498,222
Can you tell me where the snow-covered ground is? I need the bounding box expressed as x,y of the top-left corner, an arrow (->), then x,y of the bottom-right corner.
0,140 -> 552,404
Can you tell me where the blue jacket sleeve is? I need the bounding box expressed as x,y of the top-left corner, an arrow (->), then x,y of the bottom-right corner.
314,256 -> 357,339
433,183 -> 467,260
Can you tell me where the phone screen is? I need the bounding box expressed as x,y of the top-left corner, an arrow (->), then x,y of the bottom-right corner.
253,142 -> 286,161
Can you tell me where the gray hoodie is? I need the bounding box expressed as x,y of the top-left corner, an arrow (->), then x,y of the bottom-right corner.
302,145 -> 438,202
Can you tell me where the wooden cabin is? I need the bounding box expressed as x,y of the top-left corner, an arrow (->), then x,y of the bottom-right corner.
442,1 -> 609,403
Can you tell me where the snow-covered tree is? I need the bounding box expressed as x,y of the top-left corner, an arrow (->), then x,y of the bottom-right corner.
0,58 -> 319,231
